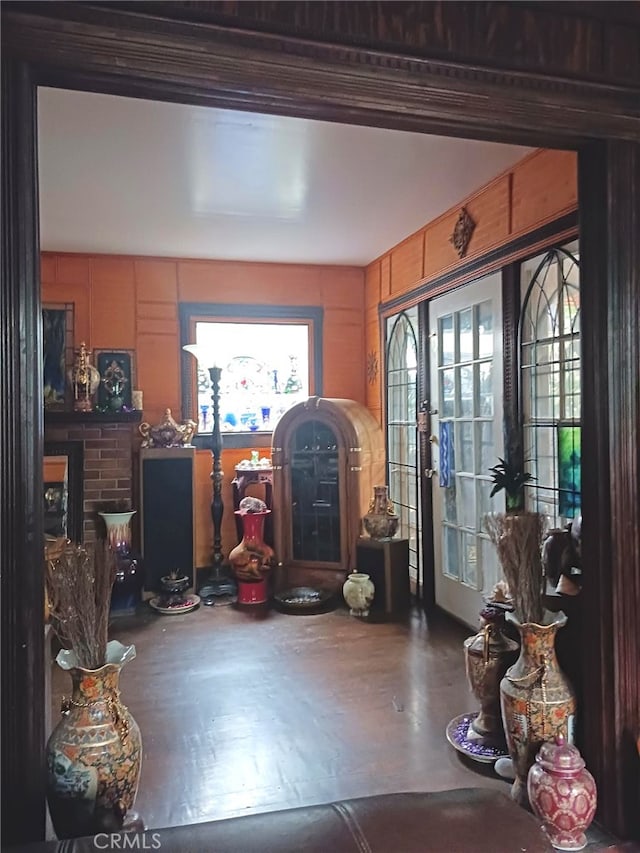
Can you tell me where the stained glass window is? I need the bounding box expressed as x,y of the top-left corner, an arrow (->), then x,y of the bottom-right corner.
194,322 -> 309,433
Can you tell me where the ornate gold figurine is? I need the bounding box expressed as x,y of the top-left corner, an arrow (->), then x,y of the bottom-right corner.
68,342 -> 100,412
139,408 -> 197,448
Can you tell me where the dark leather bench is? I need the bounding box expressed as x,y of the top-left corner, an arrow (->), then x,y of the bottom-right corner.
14,789 -> 551,852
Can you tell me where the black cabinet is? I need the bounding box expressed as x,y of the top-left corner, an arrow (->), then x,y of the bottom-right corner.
355,537 -> 410,618
140,448 -> 196,591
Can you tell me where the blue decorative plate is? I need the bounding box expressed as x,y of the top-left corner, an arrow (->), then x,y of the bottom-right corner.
446,712 -> 510,763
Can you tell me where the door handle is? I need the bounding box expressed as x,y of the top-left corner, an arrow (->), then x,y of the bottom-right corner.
425,468 -> 438,479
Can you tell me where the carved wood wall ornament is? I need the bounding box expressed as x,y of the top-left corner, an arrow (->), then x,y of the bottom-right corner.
367,350 -> 379,385
450,207 -> 476,258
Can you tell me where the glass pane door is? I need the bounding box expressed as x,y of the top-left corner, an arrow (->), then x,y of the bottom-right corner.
429,273 -> 504,627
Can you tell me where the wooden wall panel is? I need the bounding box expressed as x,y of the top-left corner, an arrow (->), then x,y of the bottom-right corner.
40,254 -> 56,285
137,302 -> 177,321
135,333 -> 181,422
365,261 -> 381,312
423,175 -> 510,282
90,257 -> 136,349
56,254 -> 90,286
134,259 -> 178,302
178,259 -> 327,305
365,316 -> 382,424
365,149 -> 578,318
42,252 -> 365,420
381,255 -> 391,299
136,317 -> 179,337
319,267 -> 364,310
512,149 -> 578,235
390,232 -> 423,294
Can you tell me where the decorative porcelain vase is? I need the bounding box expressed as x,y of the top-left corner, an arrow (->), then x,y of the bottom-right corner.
99,511 -> 142,615
67,343 -> 101,412
500,610 -> 577,807
362,485 -> 399,539
343,571 -> 375,617
528,737 -> 597,851
464,606 -> 519,743
229,507 -> 274,604
46,641 -> 142,839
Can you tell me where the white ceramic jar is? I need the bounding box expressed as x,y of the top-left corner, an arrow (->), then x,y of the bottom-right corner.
342,572 -> 375,617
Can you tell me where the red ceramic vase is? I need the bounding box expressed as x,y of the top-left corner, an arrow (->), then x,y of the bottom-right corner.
527,736 -> 597,851
229,510 -> 274,604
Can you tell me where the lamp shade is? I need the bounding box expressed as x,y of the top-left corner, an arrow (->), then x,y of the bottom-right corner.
183,343 -> 218,369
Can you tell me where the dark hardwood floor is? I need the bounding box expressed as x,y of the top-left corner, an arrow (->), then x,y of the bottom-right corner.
50,602 -> 636,849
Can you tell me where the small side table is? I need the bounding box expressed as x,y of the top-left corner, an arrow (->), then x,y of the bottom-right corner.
355,536 -> 410,618
232,466 -> 274,545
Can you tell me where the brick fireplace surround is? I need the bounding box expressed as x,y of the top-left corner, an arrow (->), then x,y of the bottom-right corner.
44,412 -> 141,544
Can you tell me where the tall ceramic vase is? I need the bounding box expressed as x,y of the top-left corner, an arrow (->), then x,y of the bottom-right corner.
99,511 -> 143,614
229,509 -> 274,604
46,640 -> 142,838
500,610 -> 576,807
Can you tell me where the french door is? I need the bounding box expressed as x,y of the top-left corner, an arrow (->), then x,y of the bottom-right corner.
428,273 -> 504,628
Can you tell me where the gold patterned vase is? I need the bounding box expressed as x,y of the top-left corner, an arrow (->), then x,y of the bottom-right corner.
46,641 -> 142,839
362,485 -> 399,539
67,342 -> 101,413
500,610 -> 576,808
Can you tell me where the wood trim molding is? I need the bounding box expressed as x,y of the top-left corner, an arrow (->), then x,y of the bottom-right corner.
1,56 -> 46,847
3,5 -> 640,145
579,141 -> 640,839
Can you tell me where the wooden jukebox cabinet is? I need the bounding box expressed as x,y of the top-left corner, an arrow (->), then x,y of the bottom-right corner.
271,397 -> 385,590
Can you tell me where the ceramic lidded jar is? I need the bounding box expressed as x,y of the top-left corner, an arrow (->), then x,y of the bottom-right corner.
527,736 -> 597,852
343,572 -> 375,617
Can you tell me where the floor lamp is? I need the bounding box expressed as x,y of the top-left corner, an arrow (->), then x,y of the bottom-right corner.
183,344 -> 236,605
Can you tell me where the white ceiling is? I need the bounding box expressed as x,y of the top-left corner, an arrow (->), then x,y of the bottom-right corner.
37,88 -> 532,266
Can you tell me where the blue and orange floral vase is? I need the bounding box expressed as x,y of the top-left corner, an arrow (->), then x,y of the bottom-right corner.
500,610 -> 576,808
46,640 -> 142,838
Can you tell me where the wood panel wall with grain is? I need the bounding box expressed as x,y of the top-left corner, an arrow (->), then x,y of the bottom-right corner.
364,148 -> 578,422
41,254 -> 365,563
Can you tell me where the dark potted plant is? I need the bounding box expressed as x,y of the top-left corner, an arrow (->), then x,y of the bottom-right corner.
488,456 -> 536,513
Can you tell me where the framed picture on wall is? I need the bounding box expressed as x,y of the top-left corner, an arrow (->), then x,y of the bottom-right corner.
42,304 -> 74,409
95,350 -> 135,411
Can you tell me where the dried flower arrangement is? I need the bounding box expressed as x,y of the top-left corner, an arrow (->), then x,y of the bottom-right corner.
485,511 -> 547,624
485,453 -> 546,624
46,541 -> 116,670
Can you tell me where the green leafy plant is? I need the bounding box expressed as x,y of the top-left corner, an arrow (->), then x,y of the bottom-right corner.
489,457 -> 536,512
